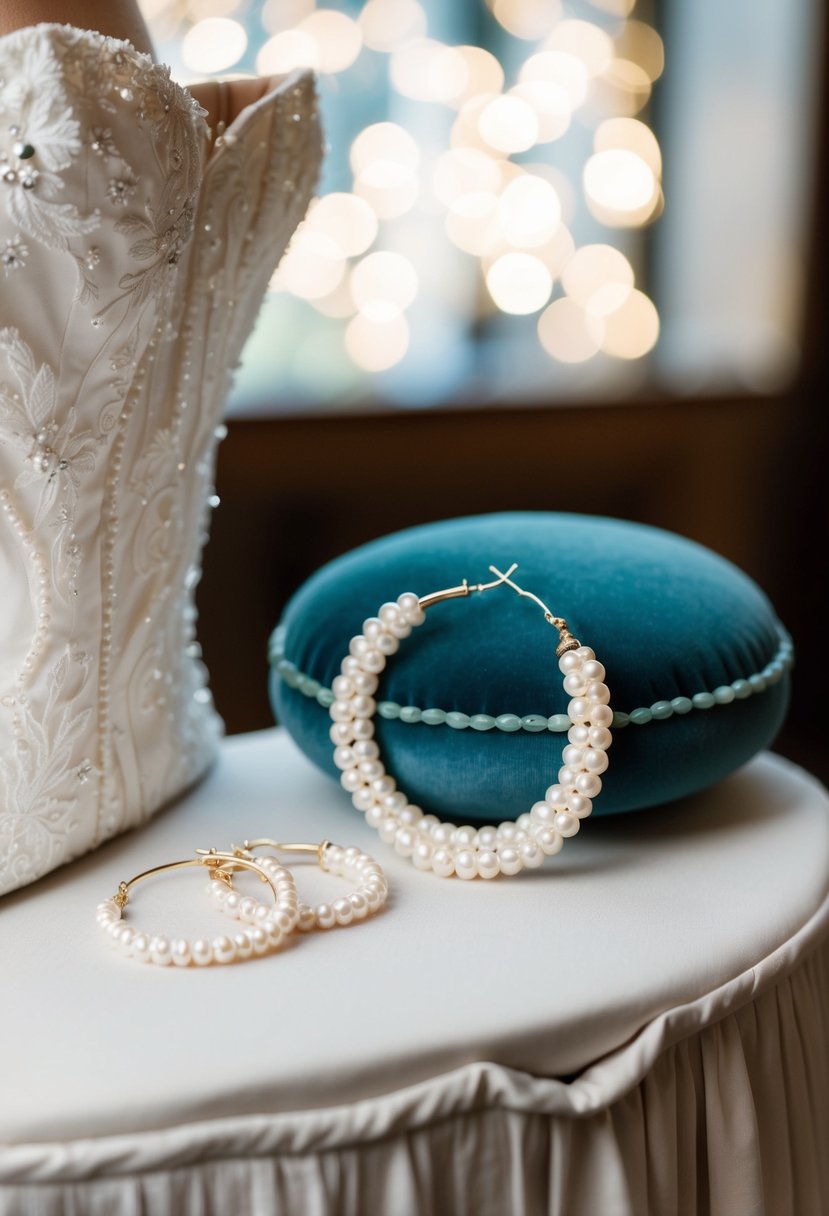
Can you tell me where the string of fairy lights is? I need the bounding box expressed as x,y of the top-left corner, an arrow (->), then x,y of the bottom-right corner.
142,0 -> 664,391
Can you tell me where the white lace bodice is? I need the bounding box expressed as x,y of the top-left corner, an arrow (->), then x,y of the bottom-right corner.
0,24 -> 322,895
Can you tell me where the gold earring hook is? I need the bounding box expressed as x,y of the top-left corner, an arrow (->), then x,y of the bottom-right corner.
487,564 -> 581,656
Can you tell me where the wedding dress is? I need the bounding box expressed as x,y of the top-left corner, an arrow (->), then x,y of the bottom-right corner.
0,23 -> 322,895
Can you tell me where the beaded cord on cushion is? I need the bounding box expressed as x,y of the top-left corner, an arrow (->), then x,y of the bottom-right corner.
271,513 -> 792,823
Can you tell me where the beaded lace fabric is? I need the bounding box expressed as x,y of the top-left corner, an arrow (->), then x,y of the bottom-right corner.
0,24 -> 322,895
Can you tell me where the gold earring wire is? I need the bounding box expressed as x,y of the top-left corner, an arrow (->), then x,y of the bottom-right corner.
112,851 -> 279,909
232,838 -> 332,870
487,564 -> 581,657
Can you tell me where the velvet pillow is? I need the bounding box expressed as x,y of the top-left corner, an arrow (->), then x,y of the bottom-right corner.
269,513 -> 792,821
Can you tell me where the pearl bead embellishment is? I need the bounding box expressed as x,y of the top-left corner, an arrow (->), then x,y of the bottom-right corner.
329,590 -> 612,879
96,862 -> 299,966
209,845 -> 388,931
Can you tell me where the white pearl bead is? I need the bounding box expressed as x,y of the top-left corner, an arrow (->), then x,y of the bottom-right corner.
558,651 -> 582,674
576,771 -> 602,797
297,905 -> 316,932
265,922 -> 284,948
454,849 -> 478,880
333,897 -> 354,926
340,768 -> 363,793
567,793 -> 592,818
588,703 -> 614,728
150,935 -> 172,965
379,602 -> 403,626
340,655 -> 362,676
554,811 -> 580,837
349,892 -> 370,918
352,739 -> 380,760
431,847 -> 455,877
349,635 -> 370,658
171,938 -> 191,967
476,850 -> 500,879
562,744 -> 585,768
544,784 -> 568,808
568,698 -> 591,723
192,938 -> 213,966
352,786 -> 376,811
567,724 -> 590,747
412,841 -> 434,870
359,648 -> 386,674
394,827 -> 416,856
519,840 -> 544,869
586,681 -> 610,704
358,759 -> 384,782
331,675 -> 355,699
575,646 -> 595,660
397,800 -> 422,822
374,632 -> 399,656
329,721 -> 353,746
558,765 -> 578,790
352,695 -> 376,718
352,670 -> 379,695
365,804 -> 385,827
531,800 -> 554,822
588,725 -> 613,750
584,748 -> 608,774
370,774 -> 395,795
271,909 -> 295,934
497,821 -> 518,841
397,592 -> 425,624
535,826 -> 564,855
316,902 -> 337,929
431,823 -> 454,846
250,928 -> 270,955
477,826 -> 498,849
378,817 -> 398,844
234,933 -> 254,960
333,745 -> 357,770
330,699 -> 354,722
117,927 -> 136,954
351,717 -> 376,741
239,897 -> 257,923
582,659 -> 606,682
497,846 -> 523,876
454,825 -> 477,847
213,935 -> 236,965
362,617 -> 385,641
563,673 -> 587,696
132,932 -> 151,963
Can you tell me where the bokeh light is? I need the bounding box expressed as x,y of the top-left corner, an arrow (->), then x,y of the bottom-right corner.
305,193 -> 379,258
486,253 -> 553,314
182,17 -> 247,73
598,287 -> 659,357
345,313 -> 411,371
491,0 -> 563,41
538,297 -> 603,362
358,0 -> 427,52
298,10 -> 363,74
479,95 -> 539,153
350,252 -> 419,320
583,148 -> 658,224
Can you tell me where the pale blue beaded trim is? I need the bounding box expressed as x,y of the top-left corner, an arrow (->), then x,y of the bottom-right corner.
270,624 -> 793,732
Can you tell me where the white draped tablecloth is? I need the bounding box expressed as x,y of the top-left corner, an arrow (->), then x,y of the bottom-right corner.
1,729 -> 828,1216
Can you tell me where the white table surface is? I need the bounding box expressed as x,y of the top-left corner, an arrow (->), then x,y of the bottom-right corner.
3,729 -> 828,1145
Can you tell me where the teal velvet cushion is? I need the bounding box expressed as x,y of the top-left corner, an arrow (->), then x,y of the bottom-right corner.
269,513 -> 792,821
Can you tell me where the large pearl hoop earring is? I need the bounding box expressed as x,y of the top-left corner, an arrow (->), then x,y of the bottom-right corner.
329,563 -> 613,880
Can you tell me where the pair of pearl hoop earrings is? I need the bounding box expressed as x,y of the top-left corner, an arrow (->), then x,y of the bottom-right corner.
96,839 -> 389,967
329,563 -> 613,881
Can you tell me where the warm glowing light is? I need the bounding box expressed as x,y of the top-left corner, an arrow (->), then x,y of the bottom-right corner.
261,0 -> 315,36
544,19 -> 613,78
311,277 -> 358,319
561,244 -> 634,316
593,59 -> 652,117
350,251 -> 419,320
432,148 -> 501,208
594,118 -> 661,177
615,20 -> 665,82
298,10 -> 363,74
518,52 -> 589,111
538,298 -> 603,362
186,0 -> 242,20
451,94 -> 500,153
270,230 -> 345,301
354,164 -> 419,219
510,82 -> 570,143
478,96 -> 539,154
358,0 -> 427,53
599,288 -> 659,358
350,123 -> 420,175
305,193 -> 378,258
181,18 -> 247,74
256,29 -> 318,74
486,253 -> 553,314
345,312 -> 410,371
496,175 -> 561,249
390,40 -> 466,103
451,47 -> 505,106
445,191 -> 500,256
583,149 -> 657,219
490,0 -> 562,41
534,224 -> 576,277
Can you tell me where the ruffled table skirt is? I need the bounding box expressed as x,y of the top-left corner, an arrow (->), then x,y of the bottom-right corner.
2,731 -> 828,1216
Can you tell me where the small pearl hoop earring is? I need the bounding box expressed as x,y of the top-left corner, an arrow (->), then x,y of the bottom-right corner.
209,839 -> 389,930
96,850 -> 299,966
329,563 -> 613,880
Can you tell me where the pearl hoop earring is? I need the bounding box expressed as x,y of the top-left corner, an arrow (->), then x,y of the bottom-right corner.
209,839 -> 389,931
329,563 -> 613,880
96,850 -> 299,966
